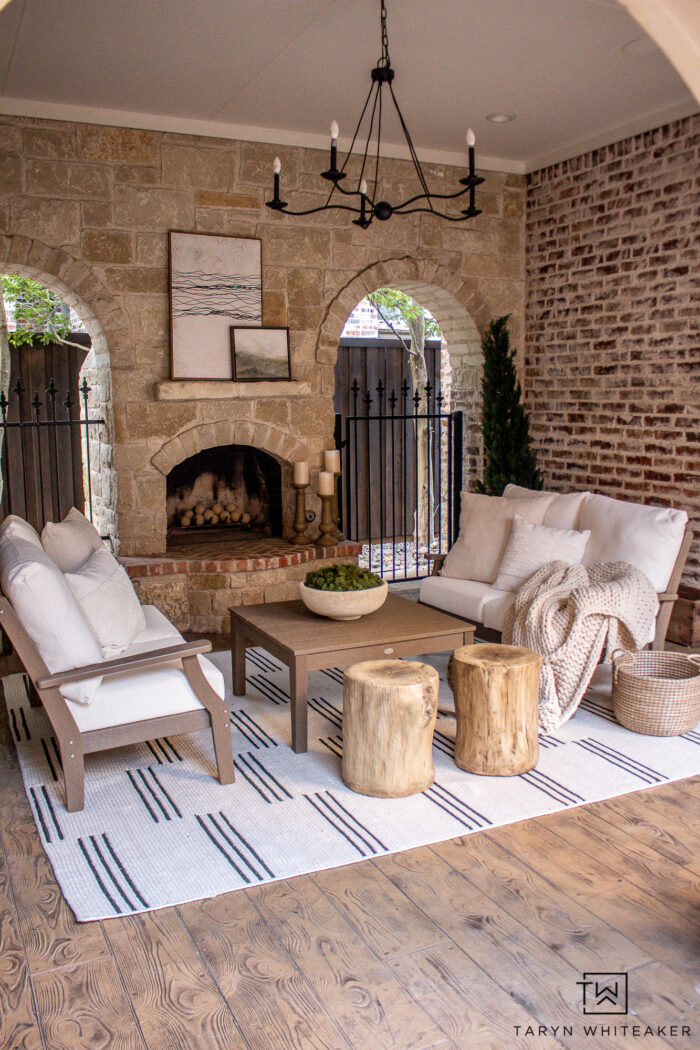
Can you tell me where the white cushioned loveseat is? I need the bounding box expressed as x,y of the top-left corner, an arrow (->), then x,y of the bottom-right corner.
0,511 -> 234,811
420,486 -> 691,650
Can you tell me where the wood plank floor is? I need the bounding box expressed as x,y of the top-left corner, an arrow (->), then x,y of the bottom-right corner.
1,699 -> 698,1049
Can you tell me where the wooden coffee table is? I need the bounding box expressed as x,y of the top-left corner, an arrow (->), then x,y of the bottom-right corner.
230,593 -> 474,753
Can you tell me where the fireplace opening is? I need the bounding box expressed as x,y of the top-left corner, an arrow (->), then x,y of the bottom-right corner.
166,444 -> 283,543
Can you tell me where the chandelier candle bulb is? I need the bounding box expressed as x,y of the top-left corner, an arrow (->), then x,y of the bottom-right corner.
360,178 -> 368,197
467,129 -> 476,176
330,120 -> 339,142
324,450 -> 341,474
318,471 -> 335,496
272,156 -> 282,202
293,461 -> 309,485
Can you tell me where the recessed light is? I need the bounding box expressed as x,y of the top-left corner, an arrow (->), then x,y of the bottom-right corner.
486,113 -> 516,123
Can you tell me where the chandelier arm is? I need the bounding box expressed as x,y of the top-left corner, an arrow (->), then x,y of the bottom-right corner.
391,205 -> 480,221
373,81 -> 382,199
393,186 -> 474,211
338,81 -> 376,177
330,180 -> 375,203
357,83 -> 381,193
388,82 -> 433,207
268,201 -> 368,218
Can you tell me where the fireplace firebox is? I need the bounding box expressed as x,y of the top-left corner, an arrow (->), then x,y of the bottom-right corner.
166,444 -> 283,543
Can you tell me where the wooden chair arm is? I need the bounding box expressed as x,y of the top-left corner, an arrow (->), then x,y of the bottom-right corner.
657,592 -> 678,603
425,553 -> 446,576
36,639 -> 213,690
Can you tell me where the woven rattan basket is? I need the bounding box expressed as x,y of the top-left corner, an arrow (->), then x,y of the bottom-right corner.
611,649 -> 700,736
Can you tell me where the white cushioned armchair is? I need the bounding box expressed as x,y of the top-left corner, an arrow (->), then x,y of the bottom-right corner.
0,513 -> 235,811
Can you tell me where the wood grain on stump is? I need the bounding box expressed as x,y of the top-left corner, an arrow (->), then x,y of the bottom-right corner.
342,659 -> 439,797
448,643 -> 541,776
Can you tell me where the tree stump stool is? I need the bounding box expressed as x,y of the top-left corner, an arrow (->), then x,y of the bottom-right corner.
448,643 -> 541,776
342,659 -> 439,797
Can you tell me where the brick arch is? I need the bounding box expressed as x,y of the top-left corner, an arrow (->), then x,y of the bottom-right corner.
150,420 -> 309,477
317,254 -> 488,485
0,235 -> 121,542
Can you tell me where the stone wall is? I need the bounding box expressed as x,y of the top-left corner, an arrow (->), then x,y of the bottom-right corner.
525,116 -> 700,585
0,115 -> 526,555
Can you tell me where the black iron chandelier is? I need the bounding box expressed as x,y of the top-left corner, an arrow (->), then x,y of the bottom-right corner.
266,0 -> 484,229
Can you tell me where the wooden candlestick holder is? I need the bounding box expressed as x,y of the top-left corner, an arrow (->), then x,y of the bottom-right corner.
331,470 -> 344,542
315,492 -> 336,548
291,482 -> 312,545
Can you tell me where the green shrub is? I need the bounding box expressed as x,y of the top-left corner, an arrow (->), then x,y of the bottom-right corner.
304,564 -> 383,591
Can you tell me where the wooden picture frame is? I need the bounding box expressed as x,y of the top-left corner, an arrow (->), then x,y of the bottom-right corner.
169,231 -> 262,380
230,326 -> 291,382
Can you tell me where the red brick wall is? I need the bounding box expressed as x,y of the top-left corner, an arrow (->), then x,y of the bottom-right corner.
525,116 -> 700,585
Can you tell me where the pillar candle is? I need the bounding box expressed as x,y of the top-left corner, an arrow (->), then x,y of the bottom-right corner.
318,471 -> 335,496
324,449 -> 341,473
293,461 -> 309,485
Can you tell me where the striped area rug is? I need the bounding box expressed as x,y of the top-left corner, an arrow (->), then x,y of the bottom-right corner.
3,649 -> 699,922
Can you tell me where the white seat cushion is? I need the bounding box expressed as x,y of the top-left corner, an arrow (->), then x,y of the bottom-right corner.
579,493 -> 688,592
482,589 -> 516,631
65,605 -> 225,732
420,576 -> 499,623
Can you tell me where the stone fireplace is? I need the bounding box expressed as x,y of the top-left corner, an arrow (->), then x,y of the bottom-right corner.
123,412 -> 360,634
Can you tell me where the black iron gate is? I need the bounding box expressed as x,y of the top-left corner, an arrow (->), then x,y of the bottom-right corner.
0,374 -> 104,532
336,379 -> 462,580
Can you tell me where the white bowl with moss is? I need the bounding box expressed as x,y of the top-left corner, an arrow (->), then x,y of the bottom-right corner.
300,565 -> 388,620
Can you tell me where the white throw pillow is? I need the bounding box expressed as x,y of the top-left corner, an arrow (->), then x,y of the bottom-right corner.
0,515 -> 43,549
503,484 -> 589,530
493,515 -> 591,592
65,547 -> 146,657
41,507 -> 103,572
0,530 -> 103,704
441,491 -> 553,584
579,493 -> 688,593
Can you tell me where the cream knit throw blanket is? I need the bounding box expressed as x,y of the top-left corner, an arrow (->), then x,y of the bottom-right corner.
503,561 -> 658,731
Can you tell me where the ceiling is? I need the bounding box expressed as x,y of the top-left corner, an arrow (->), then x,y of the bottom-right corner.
0,0 -> 696,173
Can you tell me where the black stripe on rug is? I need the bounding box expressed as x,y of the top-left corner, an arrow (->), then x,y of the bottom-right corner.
77,837 -> 122,914
304,794 -> 371,857
40,738 -> 59,781
101,834 -> 150,908
126,770 -> 161,822
247,649 -> 282,673
520,769 -> 585,805
319,736 -> 343,758
195,814 -> 251,883
323,792 -> 388,852
248,674 -> 288,705
575,739 -> 665,783
308,696 -> 343,729
218,811 -> 275,879
234,709 -> 277,747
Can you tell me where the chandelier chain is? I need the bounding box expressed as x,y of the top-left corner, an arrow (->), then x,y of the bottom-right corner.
380,2 -> 390,67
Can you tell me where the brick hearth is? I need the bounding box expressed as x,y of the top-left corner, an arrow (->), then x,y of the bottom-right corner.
122,537 -> 362,634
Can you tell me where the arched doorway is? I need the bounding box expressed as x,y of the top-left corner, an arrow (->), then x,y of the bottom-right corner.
319,258 -> 485,579
0,267 -> 116,541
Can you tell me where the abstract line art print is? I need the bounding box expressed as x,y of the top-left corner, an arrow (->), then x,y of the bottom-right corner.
169,232 -> 262,379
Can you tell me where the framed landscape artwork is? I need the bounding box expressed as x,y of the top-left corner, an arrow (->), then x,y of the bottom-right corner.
169,232 -> 262,379
230,326 -> 291,382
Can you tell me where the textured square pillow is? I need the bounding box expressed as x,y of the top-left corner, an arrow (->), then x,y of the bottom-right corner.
65,547 -> 146,657
41,507 -> 103,573
441,491 -> 553,584
493,514 -> 591,592
0,530 -> 103,704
